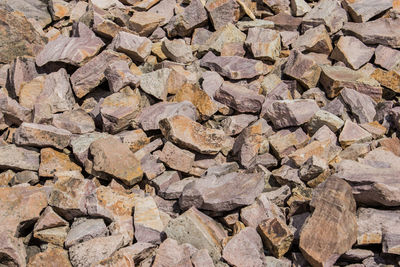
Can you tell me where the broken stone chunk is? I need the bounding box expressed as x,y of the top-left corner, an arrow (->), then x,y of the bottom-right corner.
374,45 -> 400,71
370,68 -> 400,94
134,196 -> 164,244
52,109 -> 95,134
339,120 -> 372,147
139,68 -> 171,100
114,32 -> 152,63
340,88 -> 376,124
245,28 -> 281,61
128,11 -> 164,37
159,115 -> 226,155
159,142 -> 195,173
259,218 -> 294,258
205,0 -> 240,31
161,39 -> 195,64
39,148 -> 81,177
342,0 -> 393,23
292,25 -> 332,55
105,60 -> 140,93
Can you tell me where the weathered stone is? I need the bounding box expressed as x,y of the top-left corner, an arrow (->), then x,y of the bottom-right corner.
0,170 -> 15,186
319,65 -> 382,101
259,218 -> 294,258
0,144 -> 39,171
0,231 -> 27,267
342,0 -> 393,23
245,28 -> 281,61
118,129 -> 150,153
292,25 -> 332,55
307,110 -> 344,135
331,36 -> 375,70
205,0 -> 240,30
172,83 -> 218,118
0,9 -> 46,64
221,114 -> 258,136
374,45 -> 400,70
28,247 -> 71,267
34,225 -> 69,246
343,19 -> 400,48
104,60 -> 140,93
148,0 -> 176,26
34,206 -> 68,233
36,23 -> 104,67
265,99 -> 319,129
222,227 -> 264,267
39,148 -> 81,177
0,92 -> 32,125
52,109 -> 95,134
339,120 -> 372,147
70,132 -> 112,165
299,177 -> 357,267
268,128 -> 309,159
138,101 -> 197,131
69,235 -> 124,267
165,0 -> 208,37
340,88 -> 376,124
162,39 -> 195,64
88,137 -> 143,186
134,196 -> 164,244
371,68 -> 400,93
99,87 -> 144,134
215,81 -> 264,113
48,0 -> 71,21
159,142 -> 195,173
198,23 -> 246,54
141,153 -> 165,180
128,11 -> 164,37
283,50 -> 321,89
19,75 -> 45,110
139,68 -> 171,100
341,249 -> 374,262
291,0 -> 311,16
335,148 -> 400,206
14,122 -> 71,149
302,0 -> 347,33
33,68 -> 76,123
70,50 -> 130,98
264,13 -> 302,31
263,0 -> 290,14
164,207 -> 227,263
6,56 -> 39,98
114,32 -> 152,63
191,249 -> 215,267
200,52 -> 264,80
152,238 -> 192,267
180,172 -> 264,212
159,115 -> 226,155
237,20 -> 274,31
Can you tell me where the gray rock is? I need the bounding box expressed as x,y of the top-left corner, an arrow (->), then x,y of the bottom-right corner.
221,114 -> 258,136
0,92 -> 32,125
340,88 -> 376,124
236,20 -> 274,31
292,25 -> 333,55
10,170 -> 39,185
52,109 -> 95,134
307,110 -> 344,134
65,218 -> 108,248
163,177 -> 197,200
162,39 -> 195,64
180,172 -> 264,212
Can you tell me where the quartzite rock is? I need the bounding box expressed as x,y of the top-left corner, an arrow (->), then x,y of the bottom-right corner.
159,142 -> 195,173
164,207 -> 227,263
162,38 -> 195,64
258,218 -> 294,258
128,11 -> 164,36
265,99 -> 320,129
70,50 -> 130,98
152,238 -> 192,267
374,45 -> 400,70
342,0 -> 393,22
113,32 -> 152,62
88,137 -> 143,186
299,177 -> 357,267
139,68 -> 171,100
331,36 -> 375,70
292,25 -> 332,55
104,60 -> 140,93
0,144 -> 40,171
343,19 -> 400,48
180,172 -> 264,212
39,147 -> 81,177
205,0 -> 240,30
339,120 -> 372,147
370,68 -> 400,93
245,28 -> 281,61
35,23 -> 105,67
340,88 -> 376,124
215,82 -> 265,113
134,196 -> 164,244
200,52 -> 264,80
159,115 -> 226,155
52,109 -> 95,134
27,247 -> 71,267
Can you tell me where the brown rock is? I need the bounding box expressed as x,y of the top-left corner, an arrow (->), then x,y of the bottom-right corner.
129,11 -> 164,36
6,56 -> 39,98
245,28 -> 281,61
70,50 -> 130,98
205,0 -> 240,30
370,68 -> 400,93
292,25 -> 333,55
0,92 -> 32,125
283,50 -> 321,89
258,218 -> 294,258
0,231 -> 26,267
339,120 -> 372,147
159,115 -> 226,155
319,65 -> 382,101
34,206 -> 68,232
52,109 -> 95,134
0,9 -> 46,64
14,122 -> 71,150
264,13 -> 302,31
39,148 -> 81,177
159,142 -> 195,173
152,238 -> 192,267
299,177 -> 357,267
35,23 -> 104,67
268,128 -> 309,159
222,227 -> 265,267
114,32 -> 152,63
104,60 -> 140,93
34,225 -> 69,246
88,137 -> 143,186
215,81 -> 265,114
331,36 -> 375,70
200,52 -> 264,80
374,45 -> 400,70
19,75 -> 46,110
28,247 -> 72,267
342,0 -> 393,23
343,19 -> 400,48
162,39 -> 195,64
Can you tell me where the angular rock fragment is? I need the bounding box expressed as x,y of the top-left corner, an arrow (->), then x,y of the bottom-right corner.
36,23 -> 105,67
39,148 -> 81,177
222,114 -> 258,136
34,206 -> 68,233
264,13 -> 302,31
52,109 -> 95,134
331,36 -> 375,70
374,45 -> 400,70
105,60 -> 140,93
0,231 -> 27,267
164,207 -> 227,263
152,238 -> 192,267
33,225 -> 69,246
128,11 -> 164,36
343,19 -> 400,48
342,0 -> 393,23
292,25 -> 332,55
134,196 -> 164,244
162,39 -> 195,64
268,128 -> 309,159
307,110 -> 344,134
159,115 -> 226,155
299,177 -> 357,267
283,50 -> 321,89
159,142 -> 195,173
265,99 -> 319,129
245,28 -> 281,61
259,218 -> 294,258
0,144 -> 39,171
88,137 -> 143,186
205,0 -> 240,30
0,92 -> 32,125
28,247 -> 71,267
222,227 -> 265,267
180,172 -> 264,212
291,0 -> 311,16
14,122 -> 71,149
200,52 -> 264,80
114,32 -> 152,63
339,120 -> 372,147
340,88 -> 376,123
139,68 -> 171,100
70,50 -> 130,98
370,68 -> 400,93
215,82 -> 265,113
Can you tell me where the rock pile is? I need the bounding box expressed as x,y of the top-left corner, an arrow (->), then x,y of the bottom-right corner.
0,0 -> 400,266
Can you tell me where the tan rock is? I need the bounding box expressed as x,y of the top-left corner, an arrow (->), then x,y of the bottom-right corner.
39,148 -> 81,177
339,120 -> 373,147
52,109 -> 95,134
158,142 -> 195,173
159,115 -> 226,155
299,177 -> 357,267
258,218 -> 294,258
129,11 -> 164,36
28,247 -> 72,267
89,137 -> 143,186
370,68 -> 400,93
34,206 -> 68,232
0,144 -> 40,171
34,225 -> 69,246
134,196 -> 164,244
245,28 -> 281,61
292,25 -> 332,55
19,75 -> 46,110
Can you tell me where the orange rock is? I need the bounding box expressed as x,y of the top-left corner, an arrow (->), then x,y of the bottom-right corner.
28,247 -> 72,267
39,148 -> 82,177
